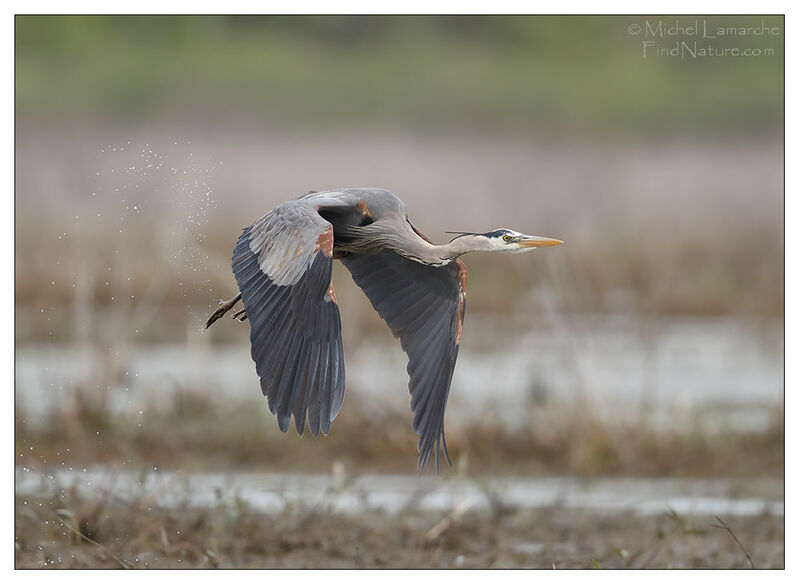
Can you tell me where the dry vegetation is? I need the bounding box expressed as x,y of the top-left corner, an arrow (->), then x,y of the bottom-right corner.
15,130 -> 783,569
15,390 -> 785,569
16,393 -> 784,479
15,130 -> 783,348
15,486 -> 783,569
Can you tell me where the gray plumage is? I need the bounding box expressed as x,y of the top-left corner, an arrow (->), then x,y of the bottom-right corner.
206,187 -> 563,472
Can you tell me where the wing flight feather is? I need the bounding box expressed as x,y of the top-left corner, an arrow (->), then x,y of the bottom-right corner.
342,249 -> 467,472
232,198 -> 348,436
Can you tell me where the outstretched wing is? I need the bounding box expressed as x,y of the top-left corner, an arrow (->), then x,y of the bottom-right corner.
232,198 -> 346,437
341,249 -> 467,472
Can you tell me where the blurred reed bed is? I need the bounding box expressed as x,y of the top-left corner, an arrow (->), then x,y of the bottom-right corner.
15,130 -> 783,482
15,16 -> 783,498
15,16 -> 783,345
15,382 -> 783,478
15,129 -> 782,346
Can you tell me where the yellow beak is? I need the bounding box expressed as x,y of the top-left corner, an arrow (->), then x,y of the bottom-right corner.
517,236 -> 564,248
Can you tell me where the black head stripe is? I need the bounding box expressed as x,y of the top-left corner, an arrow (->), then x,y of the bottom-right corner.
446,229 -> 511,242
483,229 -> 512,239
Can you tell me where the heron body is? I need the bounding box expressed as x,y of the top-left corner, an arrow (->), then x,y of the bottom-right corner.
206,188 -> 562,472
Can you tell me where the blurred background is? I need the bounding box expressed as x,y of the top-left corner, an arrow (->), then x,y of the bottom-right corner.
15,15 -> 783,568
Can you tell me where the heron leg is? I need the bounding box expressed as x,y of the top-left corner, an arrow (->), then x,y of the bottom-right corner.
205,292 -> 242,328
232,308 -> 248,322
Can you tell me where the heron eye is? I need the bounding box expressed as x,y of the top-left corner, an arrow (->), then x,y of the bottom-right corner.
502,235 -> 512,243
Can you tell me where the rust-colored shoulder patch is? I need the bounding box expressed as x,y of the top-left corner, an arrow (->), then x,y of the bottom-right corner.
455,259 -> 467,295
357,200 -> 372,218
325,281 -> 338,304
454,259 -> 467,345
455,294 -> 464,345
314,225 -> 334,257
409,220 -> 436,245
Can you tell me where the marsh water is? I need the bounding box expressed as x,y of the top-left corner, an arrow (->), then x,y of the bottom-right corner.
16,316 -> 783,431
15,467 -> 783,519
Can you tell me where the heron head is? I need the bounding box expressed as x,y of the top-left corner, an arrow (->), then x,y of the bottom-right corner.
448,228 -> 563,253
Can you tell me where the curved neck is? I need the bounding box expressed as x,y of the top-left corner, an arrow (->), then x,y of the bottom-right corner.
403,234 -> 490,265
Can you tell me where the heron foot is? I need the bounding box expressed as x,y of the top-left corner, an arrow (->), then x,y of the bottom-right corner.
232,308 -> 248,322
205,292 -> 242,328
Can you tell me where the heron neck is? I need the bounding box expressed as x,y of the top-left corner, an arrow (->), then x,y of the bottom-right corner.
408,234 -> 489,264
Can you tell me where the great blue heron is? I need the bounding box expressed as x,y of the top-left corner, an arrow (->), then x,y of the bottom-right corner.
206,188 -> 562,471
